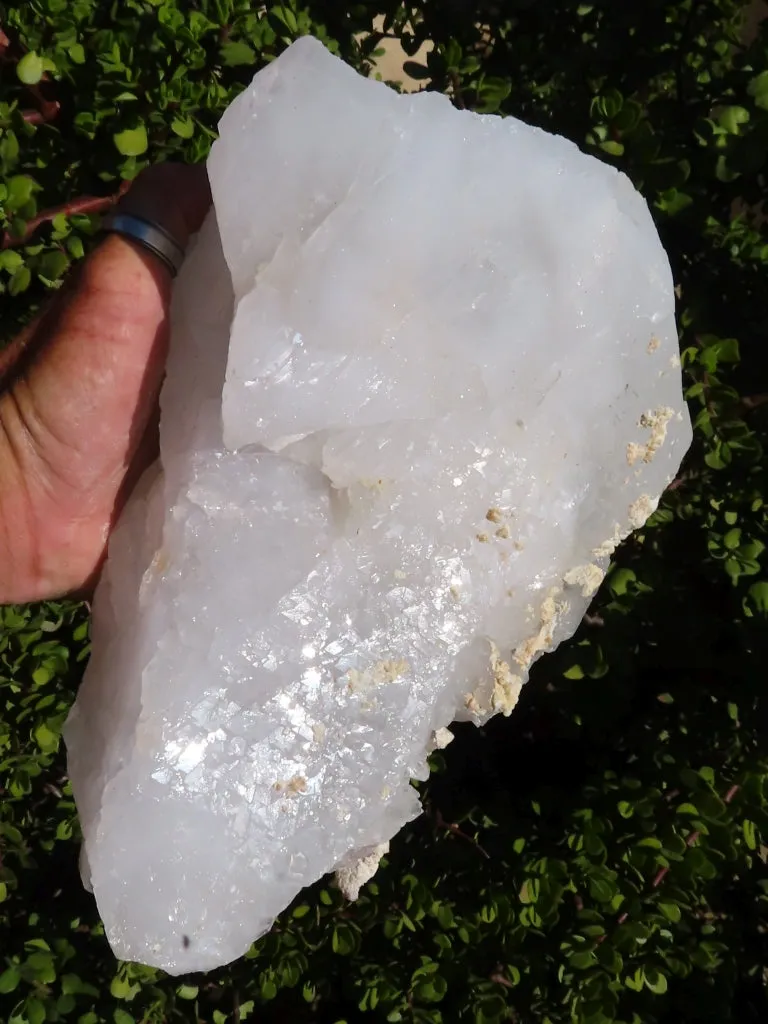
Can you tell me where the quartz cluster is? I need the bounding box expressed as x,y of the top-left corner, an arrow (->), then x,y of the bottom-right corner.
64,36 -> 691,973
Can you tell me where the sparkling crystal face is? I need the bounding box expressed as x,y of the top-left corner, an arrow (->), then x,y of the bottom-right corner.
64,37 -> 691,974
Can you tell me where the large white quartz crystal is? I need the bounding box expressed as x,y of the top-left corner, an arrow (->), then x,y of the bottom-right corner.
64,36 -> 691,974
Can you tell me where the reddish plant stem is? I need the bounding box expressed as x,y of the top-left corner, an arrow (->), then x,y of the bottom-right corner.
490,971 -> 516,989
433,807 -> 491,859
1,182 -> 131,249
26,81 -> 60,122
22,103 -> 60,125
0,22 -> 124,248
22,92 -> 60,125
0,25 -> 59,123
741,392 -> 768,410
659,787 -> 737,896
649,783 -> 740,890
449,70 -> 466,109
602,784 -> 740,935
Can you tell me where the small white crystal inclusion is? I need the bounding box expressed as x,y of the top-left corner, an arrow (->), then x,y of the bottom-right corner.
64,36 -> 691,974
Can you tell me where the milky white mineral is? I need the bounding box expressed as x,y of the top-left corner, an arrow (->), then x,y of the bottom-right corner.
64,36 -> 691,973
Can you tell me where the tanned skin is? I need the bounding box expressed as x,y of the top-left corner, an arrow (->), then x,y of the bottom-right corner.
0,164 -> 211,604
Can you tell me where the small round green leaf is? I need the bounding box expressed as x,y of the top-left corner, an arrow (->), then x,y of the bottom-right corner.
9,265 -> 32,297
0,250 -> 23,272
0,966 -> 20,994
747,581 -> 768,614
220,40 -> 256,66
67,235 -> 85,260
676,802 -> 698,816
742,819 -> 757,850
568,950 -> 596,970
25,997 -> 46,1024
37,250 -> 70,281
171,116 -> 195,139
644,968 -> 668,995
718,105 -> 749,133
33,721 -> 58,752
600,139 -> 624,157
26,951 -> 56,984
17,52 -> 44,85
113,124 -> 148,157
589,878 -> 615,903
7,175 -> 38,209
659,902 -> 682,923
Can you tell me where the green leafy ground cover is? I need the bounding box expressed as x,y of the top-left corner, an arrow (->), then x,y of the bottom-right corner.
1,2 -> 767,1022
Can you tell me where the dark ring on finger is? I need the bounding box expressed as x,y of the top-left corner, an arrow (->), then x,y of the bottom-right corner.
101,213 -> 185,278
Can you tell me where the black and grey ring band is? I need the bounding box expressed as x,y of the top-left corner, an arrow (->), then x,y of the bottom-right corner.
101,212 -> 185,278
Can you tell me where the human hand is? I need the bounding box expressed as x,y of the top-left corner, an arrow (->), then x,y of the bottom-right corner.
0,163 -> 211,604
